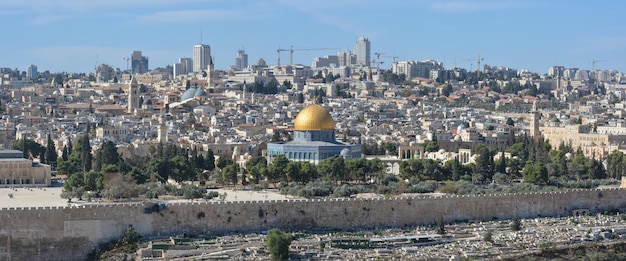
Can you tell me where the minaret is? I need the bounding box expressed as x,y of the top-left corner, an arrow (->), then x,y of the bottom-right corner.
529,101 -> 540,140
157,114 -> 168,143
128,75 -> 139,113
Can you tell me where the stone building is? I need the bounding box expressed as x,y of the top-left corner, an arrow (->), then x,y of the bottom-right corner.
0,150 -> 51,187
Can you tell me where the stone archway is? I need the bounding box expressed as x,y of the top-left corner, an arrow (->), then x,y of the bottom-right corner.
398,145 -> 425,160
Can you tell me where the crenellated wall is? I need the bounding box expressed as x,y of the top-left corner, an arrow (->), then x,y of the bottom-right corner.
1,188 -> 626,260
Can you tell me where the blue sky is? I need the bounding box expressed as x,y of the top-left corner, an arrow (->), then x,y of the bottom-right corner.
1,0 -> 624,74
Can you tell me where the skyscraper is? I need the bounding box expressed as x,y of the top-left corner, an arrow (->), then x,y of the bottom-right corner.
235,50 -> 248,70
131,51 -> 149,74
354,37 -> 370,67
173,58 -> 193,78
26,65 -> 38,80
180,58 -> 193,73
193,44 -> 211,73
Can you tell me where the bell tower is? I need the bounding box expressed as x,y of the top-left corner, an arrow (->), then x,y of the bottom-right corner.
128,75 -> 139,113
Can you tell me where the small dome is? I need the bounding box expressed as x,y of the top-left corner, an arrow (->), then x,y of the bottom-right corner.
257,58 -> 267,66
565,152 -> 573,160
294,104 -> 334,131
182,88 -> 197,100
144,99 -> 153,105
457,124 -> 467,132
195,89 -> 207,97
340,148 -> 351,158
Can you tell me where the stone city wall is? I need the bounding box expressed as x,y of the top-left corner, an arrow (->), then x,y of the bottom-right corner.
1,188 -> 626,260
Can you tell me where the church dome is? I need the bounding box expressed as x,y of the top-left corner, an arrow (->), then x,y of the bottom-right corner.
294,104 -> 334,131
182,88 -> 197,100
195,89 -> 207,97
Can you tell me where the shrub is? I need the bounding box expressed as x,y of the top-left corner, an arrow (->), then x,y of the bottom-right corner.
333,184 -> 367,197
267,228 -> 292,261
483,231 -> 493,242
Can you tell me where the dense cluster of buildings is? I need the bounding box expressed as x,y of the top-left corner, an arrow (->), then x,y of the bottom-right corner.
1,37 -> 626,187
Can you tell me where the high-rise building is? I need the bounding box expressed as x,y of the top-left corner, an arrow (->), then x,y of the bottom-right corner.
337,50 -> 356,67
131,51 -> 149,74
96,64 -> 114,82
26,65 -> 38,80
193,44 -> 211,73
173,63 -> 184,78
392,60 -> 444,79
354,37 -> 371,67
180,58 -> 193,73
235,50 -> 248,70
548,66 -> 565,78
173,58 -> 193,78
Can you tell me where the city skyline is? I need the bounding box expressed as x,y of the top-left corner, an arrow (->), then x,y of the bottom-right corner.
0,0 -> 624,74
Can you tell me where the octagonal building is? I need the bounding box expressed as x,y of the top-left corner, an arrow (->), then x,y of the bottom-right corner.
266,104 -> 361,164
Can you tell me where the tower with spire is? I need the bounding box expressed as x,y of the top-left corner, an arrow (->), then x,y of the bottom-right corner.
128,75 -> 139,113
206,56 -> 214,87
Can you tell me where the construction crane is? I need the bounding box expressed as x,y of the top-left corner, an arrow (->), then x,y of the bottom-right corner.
465,55 -> 484,77
370,59 -> 384,83
123,57 -> 130,72
590,59 -> 607,71
384,55 -> 399,63
277,46 -> 339,66
373,52 -> 386,83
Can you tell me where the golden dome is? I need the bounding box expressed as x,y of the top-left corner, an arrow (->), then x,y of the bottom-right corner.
294,104 -> 334,131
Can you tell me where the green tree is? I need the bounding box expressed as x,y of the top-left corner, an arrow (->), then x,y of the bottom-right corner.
45,134 -> 57,166
146,158 -> 170,183
94,140 -> 119,172
299,161 -> 317,183
205,149 -> 216,171
437,217 -> 446,235
267,228 -> 292,261
78,132 -> 93,172
285,161 -> 302,184
169,155 -> 194,183
186,112 -> 196,129
441,83 -> 453,97
346,158 -> 368,183
116,225 -> 141,252
606,151 -> 626,179
483,231 -> 493,242
282,80 -> 292,89
266,78 -> 279,94
297,93 -> 304,103
522,161 -> 548,184
222,164 -> 238,186
246,156 -> 267,184
268,155 -> 289,186
511,218 -> 522,231
472,145 -> 494,184
216,157 -> 234,170
424,141 -> 439,152
11,138 -> 46,160
317,156 -> 346,183
83,171 -> 104,192
61,145 -> 69,161
506,117 -> 515,126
